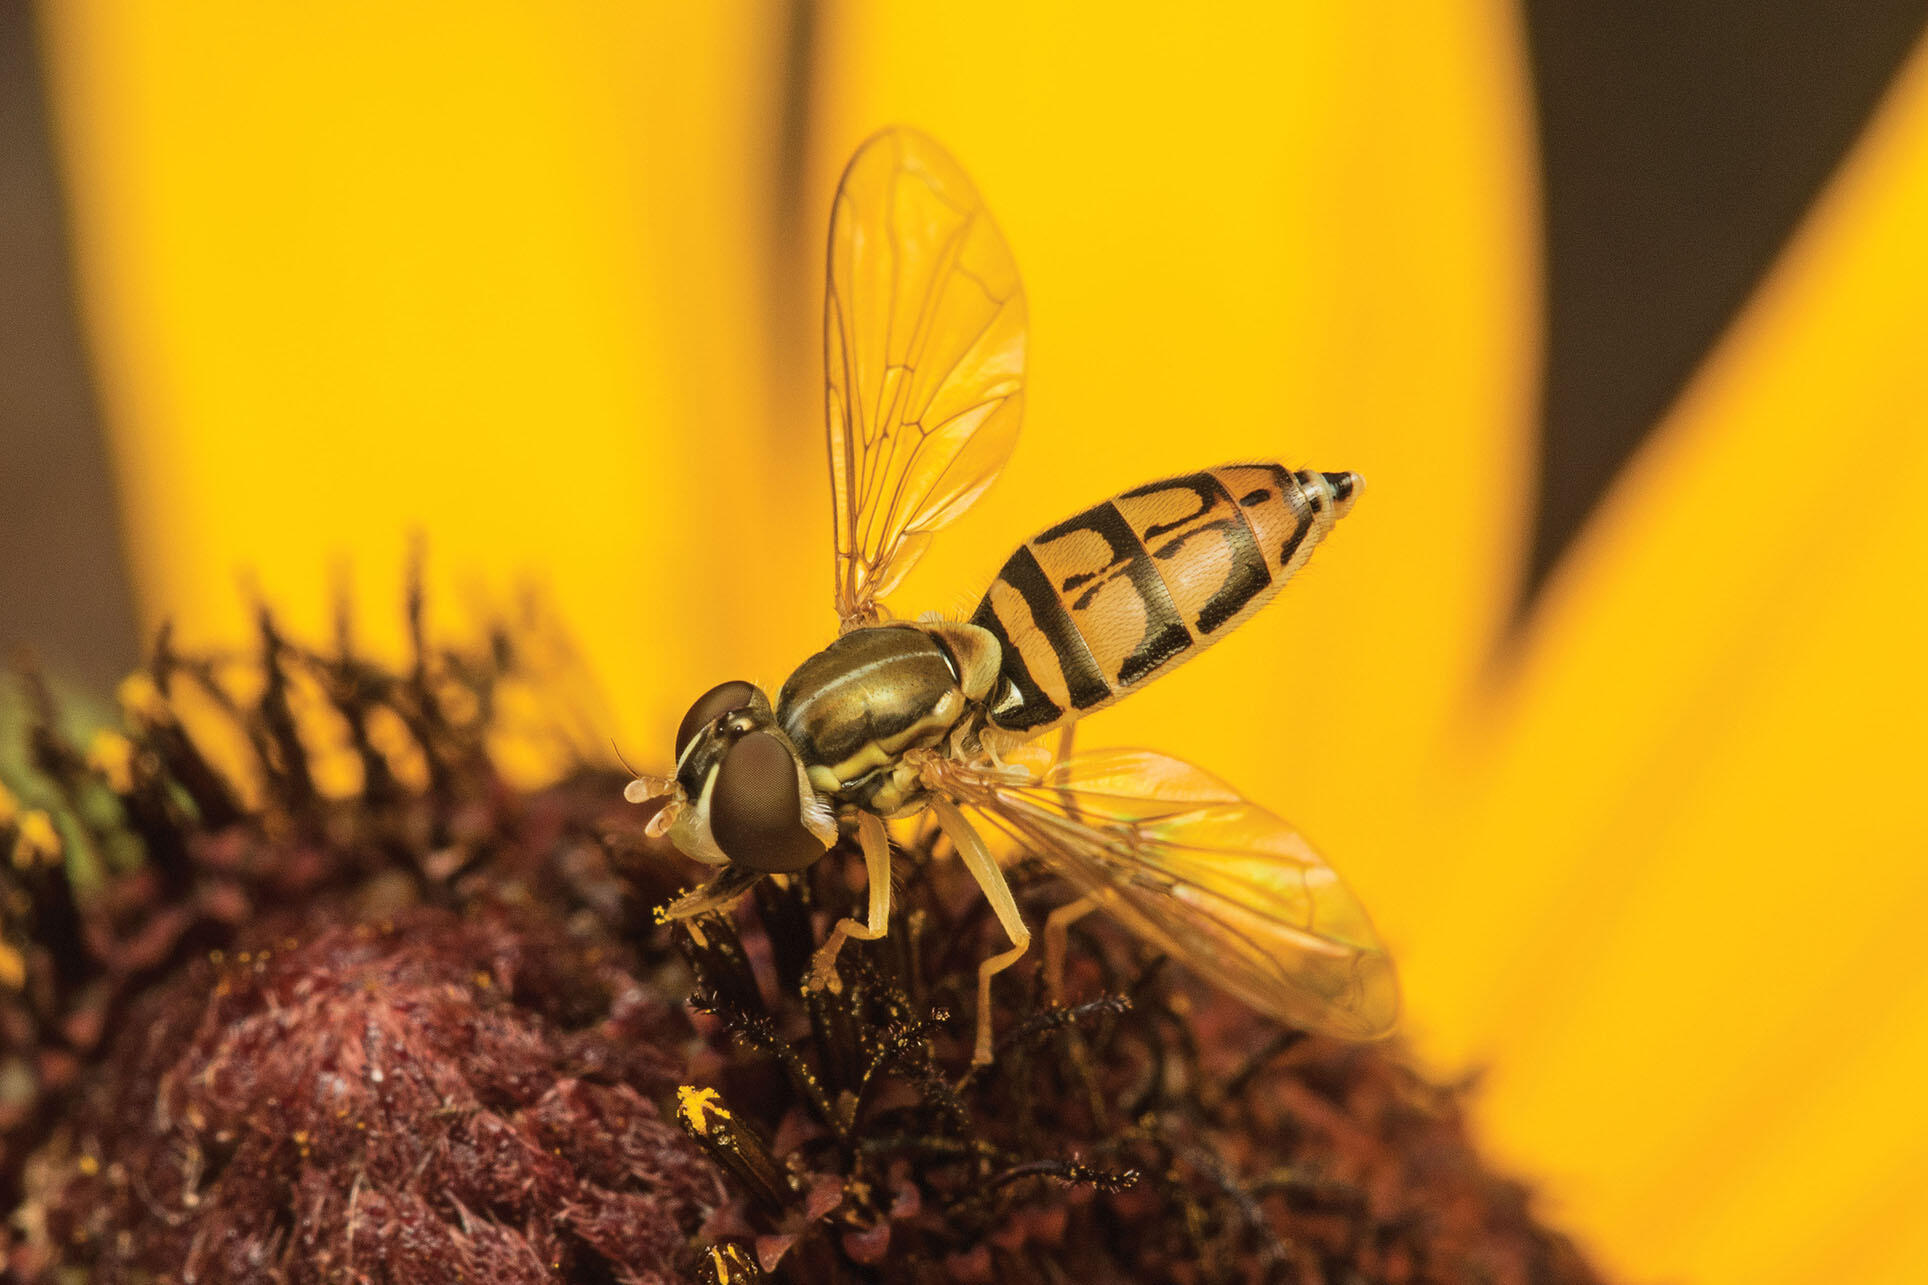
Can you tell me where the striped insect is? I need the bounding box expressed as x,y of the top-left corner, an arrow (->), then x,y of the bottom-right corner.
627,127 -> 1396,1064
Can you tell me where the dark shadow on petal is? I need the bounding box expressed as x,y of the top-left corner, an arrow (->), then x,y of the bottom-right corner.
1522,0 -> 1928,602
0,5 -> 141,687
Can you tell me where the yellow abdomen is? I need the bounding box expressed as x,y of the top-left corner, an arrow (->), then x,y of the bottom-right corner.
969,463 -> 1357,734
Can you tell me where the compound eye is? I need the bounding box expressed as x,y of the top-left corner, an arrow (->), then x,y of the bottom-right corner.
675,680 -> 761,757
710,731 -> 827,873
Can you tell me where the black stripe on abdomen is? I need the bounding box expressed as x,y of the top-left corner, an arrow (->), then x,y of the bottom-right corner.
969,590 -> 1058,731
1033,500 -> 1192,690
1129,471 -> 1272,635
972,543 -> 1115,732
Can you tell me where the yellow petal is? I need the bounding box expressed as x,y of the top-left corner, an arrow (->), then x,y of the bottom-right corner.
39,2 -> 795,755
1409,33 -> 1928,1285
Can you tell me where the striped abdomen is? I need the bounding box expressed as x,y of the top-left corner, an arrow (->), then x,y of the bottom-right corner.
969,463 -> 1360,734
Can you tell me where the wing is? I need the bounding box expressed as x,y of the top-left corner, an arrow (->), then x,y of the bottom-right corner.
826,128 -> 1028,629
930,748 -> 1398,1040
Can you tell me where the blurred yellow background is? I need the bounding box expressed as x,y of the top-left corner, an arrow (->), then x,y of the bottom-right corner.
31,4 -> 1928,1281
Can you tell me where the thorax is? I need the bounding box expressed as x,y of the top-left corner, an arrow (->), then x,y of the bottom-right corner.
776,625 -> 974,815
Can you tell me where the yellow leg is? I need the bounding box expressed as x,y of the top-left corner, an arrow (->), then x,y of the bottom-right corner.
931,798 -> 1031,1066
1042,895 -> 1100,1007
1051,721 -> 1085,824
806,812 -> 892,993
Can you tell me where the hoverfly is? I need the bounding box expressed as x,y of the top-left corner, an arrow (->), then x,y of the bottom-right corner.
627,128 -> 1396,1064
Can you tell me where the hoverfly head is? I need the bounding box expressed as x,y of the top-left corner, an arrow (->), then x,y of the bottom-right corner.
637,679 -> 835,874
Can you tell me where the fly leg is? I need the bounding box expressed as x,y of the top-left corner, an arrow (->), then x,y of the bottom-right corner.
1050,721 -> 1085,821
1038,721 -> 1095,1006
806,811 -> 892,993
931,797 -> 1031,1066
1042,895 -> 1099,1006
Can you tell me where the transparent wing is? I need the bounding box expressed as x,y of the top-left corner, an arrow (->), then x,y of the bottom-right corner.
826,127 -> 1028,629
931,748 -> 1399,1039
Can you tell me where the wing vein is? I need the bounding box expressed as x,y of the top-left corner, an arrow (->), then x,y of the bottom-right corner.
822,129 -> 1027,628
